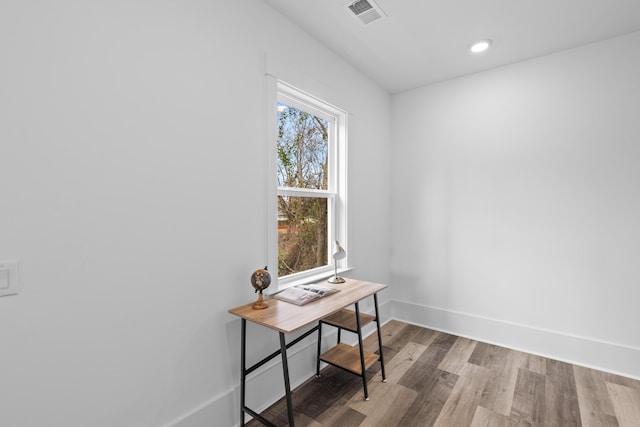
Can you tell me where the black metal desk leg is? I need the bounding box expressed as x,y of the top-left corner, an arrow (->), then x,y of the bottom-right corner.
316,322 -> 323,377
374,294 -> 386,382
354,302 -> 369,400
240,319 -> 247,426
279,332 -> 295,426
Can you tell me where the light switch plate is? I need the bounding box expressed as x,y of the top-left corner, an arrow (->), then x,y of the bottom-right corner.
0,261 -> 19,297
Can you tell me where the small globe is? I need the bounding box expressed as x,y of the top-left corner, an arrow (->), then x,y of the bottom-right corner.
251,267 -> 271,293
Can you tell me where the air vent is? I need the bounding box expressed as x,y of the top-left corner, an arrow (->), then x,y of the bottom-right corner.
346,0 -> 386,26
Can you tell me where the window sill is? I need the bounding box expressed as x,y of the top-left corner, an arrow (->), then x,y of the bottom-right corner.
266,267 -> 354,296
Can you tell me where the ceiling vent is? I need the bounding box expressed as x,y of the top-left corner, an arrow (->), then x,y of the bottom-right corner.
346,0 -> 386,26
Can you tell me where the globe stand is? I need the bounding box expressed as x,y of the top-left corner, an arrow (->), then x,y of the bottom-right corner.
252,290 -> 269,310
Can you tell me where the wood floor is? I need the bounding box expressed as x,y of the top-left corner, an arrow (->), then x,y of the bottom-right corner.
246,320 -> 640,427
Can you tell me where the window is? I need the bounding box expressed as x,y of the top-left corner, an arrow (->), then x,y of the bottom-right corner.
267,80 -> 347,287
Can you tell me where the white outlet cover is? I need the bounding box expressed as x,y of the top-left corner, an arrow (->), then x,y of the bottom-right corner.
0,261 -> 19,297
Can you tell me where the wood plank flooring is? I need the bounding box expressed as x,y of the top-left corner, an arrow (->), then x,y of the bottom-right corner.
246,320 -> 640,427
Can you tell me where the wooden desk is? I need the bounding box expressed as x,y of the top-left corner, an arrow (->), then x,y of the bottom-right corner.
229,278 -> 387,426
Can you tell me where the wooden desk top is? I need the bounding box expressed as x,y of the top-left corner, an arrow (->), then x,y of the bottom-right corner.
228,278 -> 387,333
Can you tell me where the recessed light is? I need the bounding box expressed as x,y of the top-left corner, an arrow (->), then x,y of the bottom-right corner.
470,39 -> 492,54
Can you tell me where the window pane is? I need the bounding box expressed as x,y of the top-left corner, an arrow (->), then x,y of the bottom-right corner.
277,102 -> 329,190
278,196 -> 328,276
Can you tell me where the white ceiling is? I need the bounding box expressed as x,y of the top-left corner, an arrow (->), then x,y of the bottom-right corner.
263,0 -> 640,93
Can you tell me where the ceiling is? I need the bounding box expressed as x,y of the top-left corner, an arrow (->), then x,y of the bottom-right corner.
263,0 -> 640,93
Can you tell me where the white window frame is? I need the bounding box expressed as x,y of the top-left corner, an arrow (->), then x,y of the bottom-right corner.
266,77 -> 348,289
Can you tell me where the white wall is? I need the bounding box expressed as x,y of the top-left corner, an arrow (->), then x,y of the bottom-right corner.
0,1 -> 391,426
390,31 -> 640,378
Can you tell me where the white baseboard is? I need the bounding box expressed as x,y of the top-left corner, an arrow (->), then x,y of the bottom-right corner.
169,298 -> 639,427
390,299 -> 640,380
164,387 -> 236,427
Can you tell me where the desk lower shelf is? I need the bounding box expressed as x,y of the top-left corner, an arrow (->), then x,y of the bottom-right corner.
321,309 -> 375,332
319,343 -> 379,375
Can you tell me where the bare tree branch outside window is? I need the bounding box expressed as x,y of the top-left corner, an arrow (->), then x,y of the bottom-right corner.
277,102 -> 329,276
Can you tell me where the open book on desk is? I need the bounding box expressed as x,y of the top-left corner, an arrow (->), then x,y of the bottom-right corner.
272,284 -> 340,306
